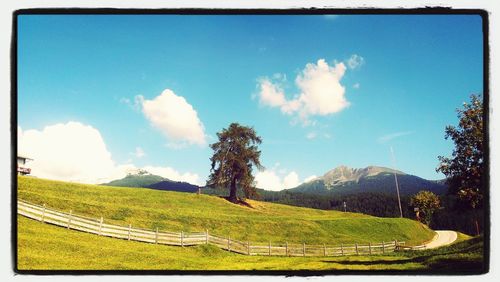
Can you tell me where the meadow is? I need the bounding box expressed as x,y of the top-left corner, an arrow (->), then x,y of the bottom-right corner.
17,176 -> 486,272
17,216 -> 483,272
17,176 -> 435,245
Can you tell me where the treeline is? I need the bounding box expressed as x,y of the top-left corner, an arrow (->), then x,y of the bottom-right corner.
430,195 -> 484,236
203,186 -> 481,235
203,187 -> 412,217
258,190 -> 413,218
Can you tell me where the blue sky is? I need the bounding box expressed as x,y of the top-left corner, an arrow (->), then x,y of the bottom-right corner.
17,14 -> 483,189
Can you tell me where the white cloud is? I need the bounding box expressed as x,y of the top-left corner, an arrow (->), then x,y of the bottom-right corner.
256,59 -> 350,125
133,147 -> 145,158
255,170 -> 283,191
255,170 -> 304,191
283,171 -> 300,189
346,54 -> 365,70
377,131 -> 415,144
139,89 -> 206,147
18,122 -> 116,184
304,175 -> 318,183
257,78 -> 287,107
18,122 -> 201,185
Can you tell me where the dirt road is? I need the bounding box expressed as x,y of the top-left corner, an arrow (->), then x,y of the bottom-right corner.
417,230 -> 458,250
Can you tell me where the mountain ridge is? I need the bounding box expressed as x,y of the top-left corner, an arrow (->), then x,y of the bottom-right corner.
286,165 -> 446,196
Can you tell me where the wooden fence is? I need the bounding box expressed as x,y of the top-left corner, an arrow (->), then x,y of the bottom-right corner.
17,200 -> 404,256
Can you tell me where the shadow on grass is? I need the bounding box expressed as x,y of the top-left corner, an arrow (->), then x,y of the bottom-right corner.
322,248 -> 484,272
219,196 -> 255,209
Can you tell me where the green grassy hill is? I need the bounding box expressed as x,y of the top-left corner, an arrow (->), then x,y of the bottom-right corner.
18,176 -> 434,246
102,172 -> 165,187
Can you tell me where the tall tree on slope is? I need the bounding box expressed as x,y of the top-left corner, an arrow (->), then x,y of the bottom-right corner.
207,123 -> 263,203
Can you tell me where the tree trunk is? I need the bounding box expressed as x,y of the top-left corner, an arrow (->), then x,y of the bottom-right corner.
229,177 -> 237,203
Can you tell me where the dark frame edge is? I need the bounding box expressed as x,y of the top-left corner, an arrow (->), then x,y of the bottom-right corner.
11,7 -> 491,276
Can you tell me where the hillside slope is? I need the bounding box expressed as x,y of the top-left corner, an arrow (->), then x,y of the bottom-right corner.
18,176 -> 434,245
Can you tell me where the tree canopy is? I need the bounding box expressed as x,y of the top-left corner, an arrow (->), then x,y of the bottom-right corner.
409,190 -> 441,225
206,123 -> 263,203
437,93 -> 484,210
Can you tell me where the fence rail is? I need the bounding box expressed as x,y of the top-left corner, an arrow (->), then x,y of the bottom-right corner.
17,199 -> 404,257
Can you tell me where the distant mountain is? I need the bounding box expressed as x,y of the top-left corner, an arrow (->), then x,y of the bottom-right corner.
102,169 -> 201,193
147,180 -> 200,193
287,165 -> 447,196
103,169 -> 165,187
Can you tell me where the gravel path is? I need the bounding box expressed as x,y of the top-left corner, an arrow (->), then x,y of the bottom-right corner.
417,230 -> 458,250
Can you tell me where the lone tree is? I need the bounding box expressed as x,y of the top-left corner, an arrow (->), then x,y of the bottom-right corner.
437,94 -> 484,234
410,190 -> 441,226
207,123 -> 263,203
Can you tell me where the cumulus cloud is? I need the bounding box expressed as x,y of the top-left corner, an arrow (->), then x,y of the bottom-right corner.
138,89 -> 206,147
283,171 -> 300,189
257,78 -> 287,107
346,54 -> 365,70
255,169 -> 304,191
18,122 -> 201,185
18,122 -> 116,184
256,59 -> 350,125
254,170 -> 283,191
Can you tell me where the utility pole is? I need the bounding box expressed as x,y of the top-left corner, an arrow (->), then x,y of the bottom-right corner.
390,146 -> 403,218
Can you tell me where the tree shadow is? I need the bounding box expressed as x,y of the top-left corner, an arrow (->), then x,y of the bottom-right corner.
323,248 -> 479,267
219,196 -> 255,209
322,258 -> 412,266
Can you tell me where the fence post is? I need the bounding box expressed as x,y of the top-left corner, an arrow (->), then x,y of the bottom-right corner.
395,239 -> 398,251
41,204 -> 46,223
155,228 -> 158,244
369,242 -> 372,255
382,241 -> 385,254
247,241 -> 250,255
323,244 -> 327,256
228,236 -> 231,252
355,243 -> 359,255
303,243 -> 306,257
268,241 -> 271,256
285,242 -> 288,256
181,231 -> 184,247
98,217 -> 103,236
340,243 -> 344,256
67,210 -> 72,229
205,229 -> 209,244
128,224 -> 131,241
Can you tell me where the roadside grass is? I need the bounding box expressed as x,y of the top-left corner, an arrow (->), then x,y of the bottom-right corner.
18,176 -> 434,245
17,216 -> 484,272
392,234 -> 484,272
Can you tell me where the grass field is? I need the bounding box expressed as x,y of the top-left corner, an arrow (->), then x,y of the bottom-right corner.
17,176 -> 434,246
17,216 -> 484,272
